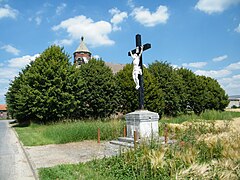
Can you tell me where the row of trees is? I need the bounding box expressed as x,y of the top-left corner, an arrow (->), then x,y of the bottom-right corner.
6,45 -> 229,123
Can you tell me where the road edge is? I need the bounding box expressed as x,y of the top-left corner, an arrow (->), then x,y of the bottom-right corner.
10,123 -> 39,180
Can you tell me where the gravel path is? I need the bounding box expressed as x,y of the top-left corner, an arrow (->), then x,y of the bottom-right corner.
25,141 -> 122,169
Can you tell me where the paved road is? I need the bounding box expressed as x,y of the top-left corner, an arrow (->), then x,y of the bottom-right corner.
0,120 -> 35,180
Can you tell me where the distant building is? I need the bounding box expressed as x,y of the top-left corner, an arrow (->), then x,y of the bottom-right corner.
73,36 -> 125,72
105,62 -> 125,74
73,37 -> 91,67
227,95 -> 240,108
0,104 -> 8,119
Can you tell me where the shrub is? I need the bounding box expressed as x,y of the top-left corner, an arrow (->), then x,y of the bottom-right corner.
115,64 -> 164,115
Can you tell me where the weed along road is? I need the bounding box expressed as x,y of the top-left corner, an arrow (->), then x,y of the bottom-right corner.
0,120 -> 35,180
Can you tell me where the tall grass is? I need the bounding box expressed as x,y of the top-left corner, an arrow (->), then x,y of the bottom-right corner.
15,119 -> 125,146
161,113 -> 198,124
199,110 -> 240,120
43,120 -> 124,144
161,110 -> 240,124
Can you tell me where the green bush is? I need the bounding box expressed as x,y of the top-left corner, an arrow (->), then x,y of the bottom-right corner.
115,64 -> 164,115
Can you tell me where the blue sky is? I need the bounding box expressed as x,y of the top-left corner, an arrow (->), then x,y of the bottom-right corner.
0,0 -> 240,104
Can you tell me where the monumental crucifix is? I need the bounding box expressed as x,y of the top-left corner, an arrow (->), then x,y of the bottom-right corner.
128,34 -> 151,110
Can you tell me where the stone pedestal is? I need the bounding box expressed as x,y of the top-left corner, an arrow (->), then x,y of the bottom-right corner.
125,110 -> 159,139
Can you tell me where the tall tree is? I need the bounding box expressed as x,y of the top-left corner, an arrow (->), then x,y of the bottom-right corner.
177,68 -> 229,114
195,76 -> 229,113
6,66 -> 31,122
6,45 -> 84,123
176,68 -> 198,113
149,61 -> 185,116
77,59 -> 119,118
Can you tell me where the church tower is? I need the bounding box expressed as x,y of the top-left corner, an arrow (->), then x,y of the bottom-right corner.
73,36 -> 91,66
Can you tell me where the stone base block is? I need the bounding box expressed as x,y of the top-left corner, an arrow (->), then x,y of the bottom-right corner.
125,110 -> 159,139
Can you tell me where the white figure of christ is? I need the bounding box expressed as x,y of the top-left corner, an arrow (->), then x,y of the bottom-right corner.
130,46 -> 143,90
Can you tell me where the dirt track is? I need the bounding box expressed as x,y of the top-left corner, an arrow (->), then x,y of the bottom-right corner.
25,141 -> 121,169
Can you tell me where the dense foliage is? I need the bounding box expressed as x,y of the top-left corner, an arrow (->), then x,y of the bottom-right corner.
149,61 -> 229,116
76,59 -> 119,118
6,45 -> 84,123
115,64 -> 164,116
6,46 -> 229,123
149,61 -> 186,116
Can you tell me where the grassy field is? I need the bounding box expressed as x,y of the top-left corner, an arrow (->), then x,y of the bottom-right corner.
15,120 -> 125,146
39,116 -> 240,179
14,110 -> 240,146
161,110 -> 240,124
37,110 -> 240,179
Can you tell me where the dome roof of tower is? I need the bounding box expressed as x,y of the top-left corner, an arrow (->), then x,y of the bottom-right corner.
74,37 -> 91,54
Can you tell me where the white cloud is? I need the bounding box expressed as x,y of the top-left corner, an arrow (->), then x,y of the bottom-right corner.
35,16 -> 42,25
127,0 -> 135,8
195,0 -> 240,14
0,88 -> 7,98
0,79 -> 9,84
212,54 -> 228,62
93,55 -> 101,59
0,67 -> 19,79
182,61 -> 207,68
131,5 -> 169,27
109,8 -> 128,31
226,61 -> 240,70
52,15 -> 114,47
1,44 -> 20,55
195,69 -> 231,78
43,2 -> 52,8
187,59 -> 240,96
233,74 -> 240,79
54,39 -> 73,46
0,4 -> 18,19
234,23 -> 240,33
28,14 -> 42,25
0,53 -> 40,103
219,74 -> 240,95
8,54 -> 40,68
56,3 -> 67,15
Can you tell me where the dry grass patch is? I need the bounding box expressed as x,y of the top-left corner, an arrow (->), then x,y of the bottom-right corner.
168,118 -> 240,179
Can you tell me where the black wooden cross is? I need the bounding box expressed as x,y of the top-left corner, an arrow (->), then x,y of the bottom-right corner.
128,34 -> 151,110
